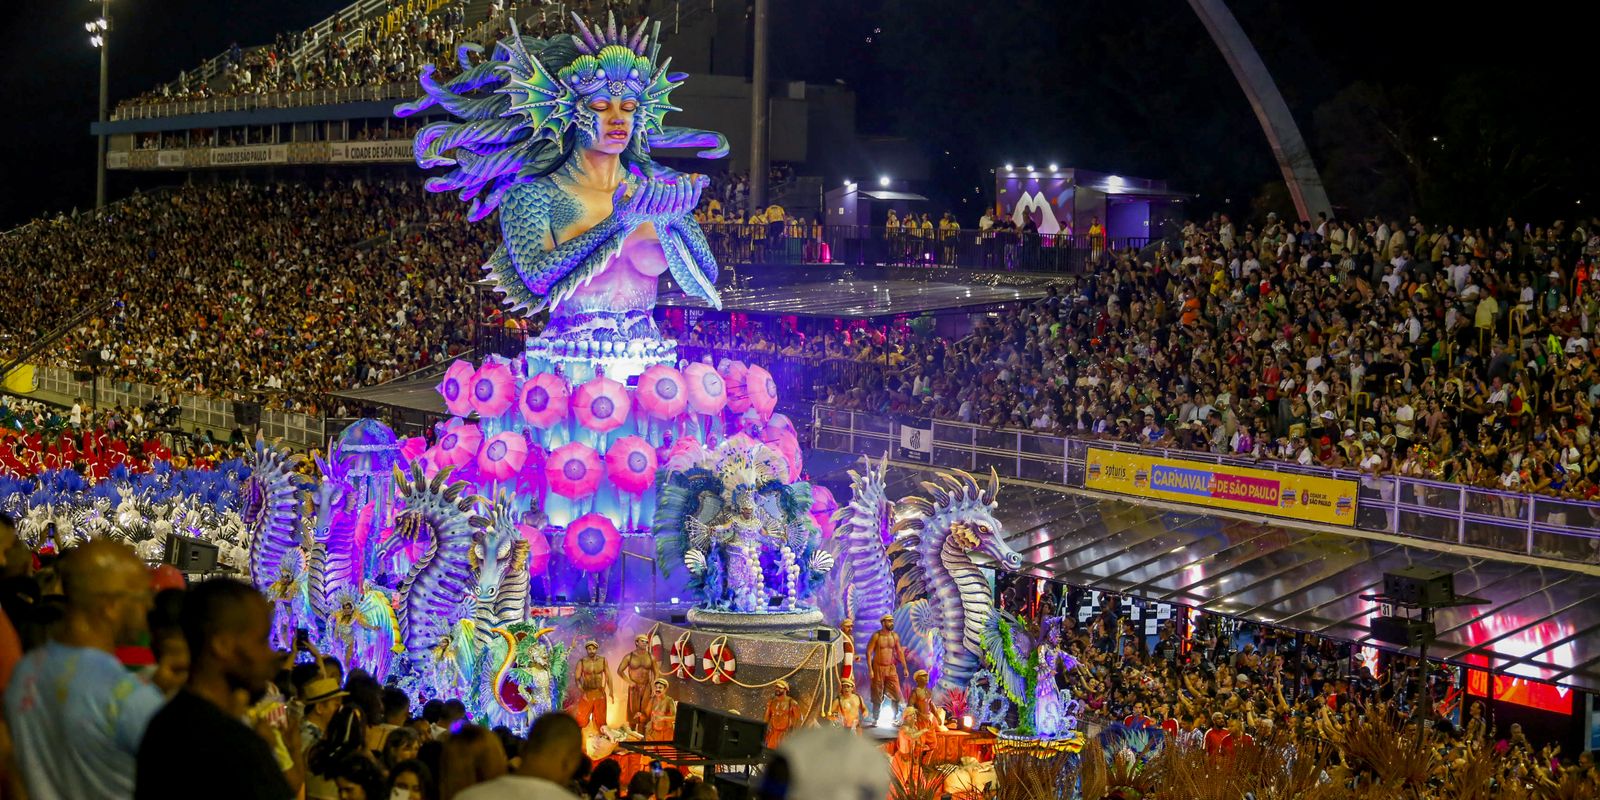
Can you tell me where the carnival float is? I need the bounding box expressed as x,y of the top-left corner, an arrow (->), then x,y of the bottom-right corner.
0,11 -> 1096,790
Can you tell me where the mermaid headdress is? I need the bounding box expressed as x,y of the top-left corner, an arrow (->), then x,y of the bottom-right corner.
499,13 -> 683,149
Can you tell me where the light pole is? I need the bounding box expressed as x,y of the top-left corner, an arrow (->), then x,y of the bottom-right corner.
87,1 -> 110,210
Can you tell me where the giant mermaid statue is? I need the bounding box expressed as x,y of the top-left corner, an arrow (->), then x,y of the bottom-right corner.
398,13 -> 727,362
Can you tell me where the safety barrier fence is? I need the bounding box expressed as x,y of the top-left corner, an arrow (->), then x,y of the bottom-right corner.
809,406 -> 1600,564
702,223 -> 1149,273
31,366 -> 326,447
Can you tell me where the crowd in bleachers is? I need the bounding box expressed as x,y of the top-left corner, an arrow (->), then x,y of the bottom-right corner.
0,181 -> 488,416
684,212 -> 1600,507
993,578 -> 1600,798
117,0 -> 650,113
0,395 -> 244,479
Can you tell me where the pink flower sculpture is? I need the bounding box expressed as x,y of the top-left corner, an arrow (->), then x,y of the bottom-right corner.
518,523 -> 552,575
519,373 -> 570,429
635,365 -> 688,420
746,365 -> 778,419
720,360 -> 751,414
563,513 -> 622,572
476,431 -> 528,481
573,376 -> 631,433
438,360 -> 477,417
683,363 -> 727,415
434,422 -> 483,468
661,436 -> 706,473
469,362 -> 518,419
810,485 -> 839,540
605,436 -> 658,495
545,442 -> 602,499
758,425 -> 803,483
399,436 -> 428,466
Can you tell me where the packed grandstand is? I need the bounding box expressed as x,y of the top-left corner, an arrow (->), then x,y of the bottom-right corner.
0,2 -> 1596,799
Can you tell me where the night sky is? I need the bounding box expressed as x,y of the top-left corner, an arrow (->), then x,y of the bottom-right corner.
3,0 -> 1594,229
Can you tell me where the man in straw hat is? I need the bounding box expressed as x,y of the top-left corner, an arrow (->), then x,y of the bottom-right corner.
764,679 -> 803,750
618,634 -> 658,732
831,678 -> 866,733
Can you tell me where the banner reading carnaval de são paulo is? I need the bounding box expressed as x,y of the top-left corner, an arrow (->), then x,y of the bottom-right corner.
1085,448 -> 1358,527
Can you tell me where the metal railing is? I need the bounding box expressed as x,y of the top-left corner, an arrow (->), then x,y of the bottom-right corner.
809,406 -> 1600,564
31,366 -> 325,447
701,223 -> 1150,272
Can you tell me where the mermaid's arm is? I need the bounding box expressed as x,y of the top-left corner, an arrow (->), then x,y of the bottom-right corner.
661,218 -> 722,310
494,181 -> 635,313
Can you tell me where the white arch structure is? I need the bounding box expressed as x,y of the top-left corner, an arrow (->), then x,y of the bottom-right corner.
1187,0 -> 1333,222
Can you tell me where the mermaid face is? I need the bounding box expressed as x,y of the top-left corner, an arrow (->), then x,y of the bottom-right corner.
578,94 -> 640,155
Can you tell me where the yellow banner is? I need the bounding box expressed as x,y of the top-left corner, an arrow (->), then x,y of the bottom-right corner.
1,364 -> 34,394
1085,448 -> 1358,527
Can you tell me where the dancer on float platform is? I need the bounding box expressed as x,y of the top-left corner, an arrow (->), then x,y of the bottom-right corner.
571,640 -> 612,730
866,615 -> 908,715
618,634 -> 658,731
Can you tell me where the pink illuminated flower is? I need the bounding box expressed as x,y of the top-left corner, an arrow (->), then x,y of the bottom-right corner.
476,431 -> 528,481
683,363 -> 726,415
519,373 -> 570,429
573,376 -> 631,433
745,365 -> 778,419
635,365 -> 688,420
438,361 -> 478,417
545,442 -> 602,499
518,523 -> 552,575
434,422 -> 483,468
605,435 -> 657,495
563,513 -> 621,572
720,360 -> 751,413
469,362 -> 518,419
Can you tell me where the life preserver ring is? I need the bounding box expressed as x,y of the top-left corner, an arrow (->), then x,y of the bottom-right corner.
649,631 -> 664,662
703,643 -> 736,684
668,634 -> 695,679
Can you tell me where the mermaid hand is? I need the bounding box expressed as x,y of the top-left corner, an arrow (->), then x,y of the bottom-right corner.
613,173 -> 708,226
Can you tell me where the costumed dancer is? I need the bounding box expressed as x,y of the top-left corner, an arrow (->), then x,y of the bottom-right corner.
838,618 -> 857,684
908,670 -> 940,732
571,640 -> 613,731
831,678 -> 866,733
764,680 -> 803,750
618,634 -> 659,731
644,678 -> 677,741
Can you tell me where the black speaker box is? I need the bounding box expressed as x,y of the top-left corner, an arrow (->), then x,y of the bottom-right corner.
164,533 -> 219,573
1384,567 -> 1454,607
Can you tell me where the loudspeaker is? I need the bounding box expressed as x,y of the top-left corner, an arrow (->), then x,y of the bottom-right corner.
164,533 -> 219,573
232,401 -> 262,427
73,370 -> 94,382
672,702 -> 768,759
1384,567 -> 1454,607
815,627 -> 837,642
1370,615 -> 1432,647
710,772 -> 755,800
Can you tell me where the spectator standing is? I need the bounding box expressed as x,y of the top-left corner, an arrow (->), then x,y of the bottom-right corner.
134,578 -> 295,800
5,540 -> 163,800
455,713 -> 582,800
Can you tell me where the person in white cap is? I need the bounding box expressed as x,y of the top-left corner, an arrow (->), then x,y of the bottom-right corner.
755,727 -> 889,800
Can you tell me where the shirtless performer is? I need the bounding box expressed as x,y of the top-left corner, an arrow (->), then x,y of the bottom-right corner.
573,640 -> 613,730
832,678 -> 867,733
618,634 -> 658,730
866,615 -> 908,711
644,678 -> 677,741
764,680 -> 803,750
908,669 -> 940,731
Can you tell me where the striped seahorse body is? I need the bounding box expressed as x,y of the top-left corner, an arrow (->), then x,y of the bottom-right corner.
243,440 -> 308,593
826,456 -> 896,654
393,464 -> 488,661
